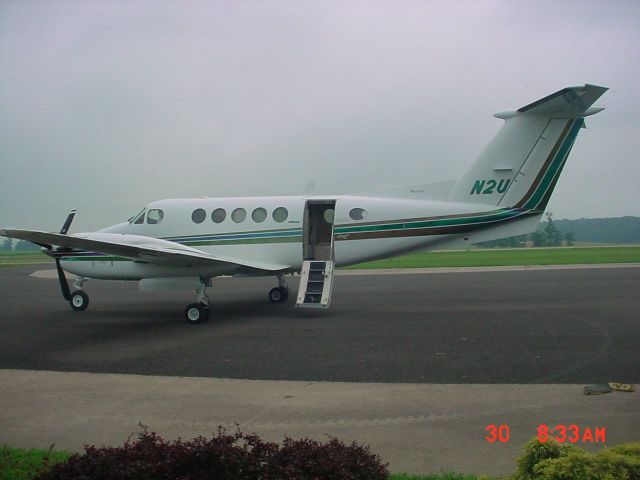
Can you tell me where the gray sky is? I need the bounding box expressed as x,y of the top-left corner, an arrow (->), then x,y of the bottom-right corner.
1,0 -> 639,232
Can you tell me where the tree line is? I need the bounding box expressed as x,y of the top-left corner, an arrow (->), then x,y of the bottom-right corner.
474,214 -> 640,248
1,238 -> 41,251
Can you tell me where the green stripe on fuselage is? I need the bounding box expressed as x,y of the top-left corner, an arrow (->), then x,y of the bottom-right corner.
184,236 -> 302,247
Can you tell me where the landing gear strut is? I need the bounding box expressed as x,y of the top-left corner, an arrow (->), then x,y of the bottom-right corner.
184,278 -> 211,324
268,274 -> 290,303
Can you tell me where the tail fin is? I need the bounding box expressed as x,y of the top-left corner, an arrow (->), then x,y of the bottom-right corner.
447,84 -> 608,211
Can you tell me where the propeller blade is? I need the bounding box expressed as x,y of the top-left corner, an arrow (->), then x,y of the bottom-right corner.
55,258 -> 71,301
59,210 -> 77,235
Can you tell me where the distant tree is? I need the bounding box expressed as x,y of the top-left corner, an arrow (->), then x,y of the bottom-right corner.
530,230 -> 548,247
544,212 -> 562,246
0,236 -> 12,251
564,231 -> 575,246
476,234 -> 527,249
14,240 -> 40,251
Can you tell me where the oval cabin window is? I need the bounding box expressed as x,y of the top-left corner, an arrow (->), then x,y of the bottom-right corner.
272,207 -> 288,223
349,208 -> 367,221
191,208 -> 206,224
211,208 -> 226,223
231,208 -> 247,223
252,207 -> 267,223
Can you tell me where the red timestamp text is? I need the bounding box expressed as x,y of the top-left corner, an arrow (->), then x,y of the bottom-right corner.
485,424 -> 606,444
537,424 -> 606,443
485,424 -> 510,443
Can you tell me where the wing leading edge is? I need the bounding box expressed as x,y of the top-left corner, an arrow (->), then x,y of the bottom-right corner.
0,229 -> 290,272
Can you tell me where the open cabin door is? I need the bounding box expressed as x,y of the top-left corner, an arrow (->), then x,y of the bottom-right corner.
296,200 -> 336,308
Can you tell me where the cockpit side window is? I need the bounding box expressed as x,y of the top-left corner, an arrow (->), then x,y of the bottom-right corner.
147,209 -> 164,225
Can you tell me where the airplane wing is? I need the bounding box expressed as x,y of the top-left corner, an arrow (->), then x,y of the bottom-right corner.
0,229 -> 290,272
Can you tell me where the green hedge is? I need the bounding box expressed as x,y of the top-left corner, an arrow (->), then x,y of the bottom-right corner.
514,438 -> 640,480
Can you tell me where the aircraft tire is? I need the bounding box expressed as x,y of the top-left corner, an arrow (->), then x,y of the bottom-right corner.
268,287 -> 288,303
185,303 -> 209,324
70,290 -> 89,311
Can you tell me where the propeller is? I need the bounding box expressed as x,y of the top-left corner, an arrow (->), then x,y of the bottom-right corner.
53,210 -> 76,301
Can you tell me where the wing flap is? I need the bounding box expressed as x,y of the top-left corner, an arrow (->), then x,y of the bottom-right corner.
0,229 -> 290,272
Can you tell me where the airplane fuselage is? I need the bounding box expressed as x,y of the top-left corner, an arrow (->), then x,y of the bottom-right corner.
60,194 -> 524,280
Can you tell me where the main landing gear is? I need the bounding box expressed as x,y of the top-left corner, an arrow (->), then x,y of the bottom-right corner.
69,277 -> 90,312
268,274 -> 290,303
184,278 -> 211,324
70,289 -> 89,311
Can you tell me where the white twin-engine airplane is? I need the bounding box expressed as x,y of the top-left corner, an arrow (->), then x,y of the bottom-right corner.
2,84 -> 608,323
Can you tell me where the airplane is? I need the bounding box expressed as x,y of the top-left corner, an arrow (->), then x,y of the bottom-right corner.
1,84 -> 608,324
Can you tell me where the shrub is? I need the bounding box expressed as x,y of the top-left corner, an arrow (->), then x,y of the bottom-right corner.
513,438 -> 640,480
513,437 -> 571,479
266,436 -> 389,479
36,428 -> 389,480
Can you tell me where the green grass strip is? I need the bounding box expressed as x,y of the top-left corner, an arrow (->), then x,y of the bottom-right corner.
389,474 -> 488,480
0,445 -> 71,480
0,251 -> 52,268
2,246 -> 639,270
349,246 -> 640,269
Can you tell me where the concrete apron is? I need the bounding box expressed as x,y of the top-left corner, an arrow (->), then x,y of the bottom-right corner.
1,369 -> 637,476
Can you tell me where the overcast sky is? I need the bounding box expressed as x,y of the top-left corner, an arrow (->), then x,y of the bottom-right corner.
1,0 -> 639,232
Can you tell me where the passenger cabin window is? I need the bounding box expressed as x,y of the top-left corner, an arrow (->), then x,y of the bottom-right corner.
272,207 -> 288,223
349,208 -> 367,220
252,207 -> 267,223
147,209 -> 164,224
231,208 -> 246,223
191,208 -> 206,224
211,208 -> 226,223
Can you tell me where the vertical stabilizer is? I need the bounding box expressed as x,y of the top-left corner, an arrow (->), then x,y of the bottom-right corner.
447,84 -> 608,211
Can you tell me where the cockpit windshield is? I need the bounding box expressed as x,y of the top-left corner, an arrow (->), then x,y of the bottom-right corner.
128,208 -> 145,224
127,208 -> 164,225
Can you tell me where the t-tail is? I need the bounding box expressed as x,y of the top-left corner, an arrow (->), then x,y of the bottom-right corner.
447,84 -> 608,212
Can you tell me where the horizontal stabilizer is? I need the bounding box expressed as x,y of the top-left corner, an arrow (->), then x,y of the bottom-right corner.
516,84 -> 608,116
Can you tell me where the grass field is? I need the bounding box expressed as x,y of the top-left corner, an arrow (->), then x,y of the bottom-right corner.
0,446 -> 71,480
0,251 -> 51,268
1,246 -> 639,270
349,246 -> 640,269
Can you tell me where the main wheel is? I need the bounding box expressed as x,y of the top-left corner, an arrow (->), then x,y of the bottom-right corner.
69,290 -> 89,311
268,287 -> 289,303
185,303 -> 209,324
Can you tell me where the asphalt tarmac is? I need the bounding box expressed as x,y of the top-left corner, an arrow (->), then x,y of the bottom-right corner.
1,265 -> 639,384
1,265 -> 639,475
